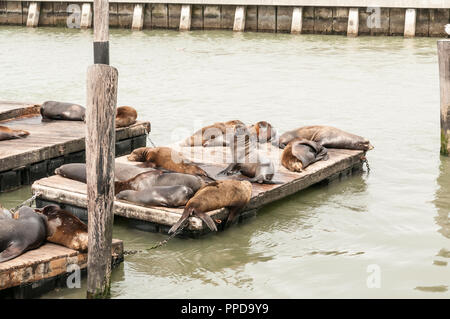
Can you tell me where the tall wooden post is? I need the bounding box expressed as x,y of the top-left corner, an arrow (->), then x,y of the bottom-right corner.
86,0 -> 118,298
438,40 -> 450,156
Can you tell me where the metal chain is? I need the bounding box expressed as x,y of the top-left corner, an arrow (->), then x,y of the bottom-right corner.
10,192 -> 41,214
361,156 -> 371,174
123,219 -> 188,256
147,134 -> 157,148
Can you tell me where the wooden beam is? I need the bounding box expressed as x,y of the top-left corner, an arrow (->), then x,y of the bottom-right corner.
233,5 -> 246,32
86,64 -> 118,298
438,40 -> 450,156
93,0 -> 109,65
347,7 -> 359,37
290,7 -> 302,34
179,4 -> 191,31
131,3 -> 144,30
26,2 -> 40,27
403,8 -> 416,37
80,3 -> 92,29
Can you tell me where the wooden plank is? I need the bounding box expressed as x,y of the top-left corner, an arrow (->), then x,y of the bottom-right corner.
0,117 -> 150,172
438,40 -> 450,156
257,5 -> 276,32
32,147 -> 365,234
245,5 -> 257,31
191,4 -> 203,29
203,4 -> 220,29
220,5 -> 234,29
332,7 -> 347,34
151,3 -> 168,28
0,240 -> 123,291
168,3 -> 181,29
314,7 -> 332,34
276,5 -> 292,33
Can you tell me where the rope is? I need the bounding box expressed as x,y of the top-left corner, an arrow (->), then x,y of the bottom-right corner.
147,134 -> 157,148
10,192 -> 41,214
123,219 -> 188,255
361,155 -> 371,174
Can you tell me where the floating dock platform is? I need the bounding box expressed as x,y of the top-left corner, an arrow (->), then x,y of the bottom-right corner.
0,239 -> 123,298
32,144 -> 366,237
0,101 -> 150,193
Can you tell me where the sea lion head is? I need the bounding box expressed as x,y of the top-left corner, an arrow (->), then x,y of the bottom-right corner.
128,147 -> 156,162
356,139 -> 374,151
278,132 -> 295,149
116,190 -> 136,202
252,121 -> 278,144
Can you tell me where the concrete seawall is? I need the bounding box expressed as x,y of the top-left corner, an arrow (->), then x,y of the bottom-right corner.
0,1 -> 449,37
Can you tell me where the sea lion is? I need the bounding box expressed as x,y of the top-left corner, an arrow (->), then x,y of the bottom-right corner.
40,101 -> 86,121
0,205 -> 12,219
281,139 -> 329,172
218,124 -> 279,184
127,147 -> 215,179
0,206 -> 48,263
168,180 -> 253,234
0,126 -> 30,141
247,121 -> 279,145
114,170 -> 206,194
55,162 -> 154,183
116,185 -> 194,207
181,120 -> 245,147
36,205 -> 88,252
279,125 -> 374,151
116,106 -> 137,128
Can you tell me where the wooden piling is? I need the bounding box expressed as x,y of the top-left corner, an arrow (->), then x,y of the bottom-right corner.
179,4 -> 191,31
26,2 -> 39,27
233,5 -> 245,32
131,4 -> 144,30
290,7 -> 302,34
404,8 -> 416,37
347,8 -> 359,37
438,40 -> 450,156
86,0 -> 117,299
80,3 -> 92,29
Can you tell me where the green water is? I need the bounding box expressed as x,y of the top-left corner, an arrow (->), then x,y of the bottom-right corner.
0,26 -> 448,298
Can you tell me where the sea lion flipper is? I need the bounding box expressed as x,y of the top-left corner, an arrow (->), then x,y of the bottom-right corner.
168,207 -> 192,234
0,242 -> 25,263
195,212 -> 217,232
217,164 -> 237,176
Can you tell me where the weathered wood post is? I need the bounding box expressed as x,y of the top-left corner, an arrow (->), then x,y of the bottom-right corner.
438,40 -> 450,156
86,0 -> 118,298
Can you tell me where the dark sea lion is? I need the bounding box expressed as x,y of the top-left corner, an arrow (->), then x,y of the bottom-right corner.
114,170 -> 206,194
40,101 -> 86,121
0,125 -> 30,141
55,162 -> 154,183
127,147 -> 215,179
116,106 -> 137,128
218,124 -> 279,184
279,125 -> 374,150
181,120 -> 245,147
116,185 -> 194,207
0,206 -> 48,263
247,121 -> 278,144
36,205 -> 88,252
169,180 -> 252,234
281,139 -> 329,172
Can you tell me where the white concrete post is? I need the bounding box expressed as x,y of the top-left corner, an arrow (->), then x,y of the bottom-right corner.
80,3 -> 92,29
233,5 -> 246,32
131,4 -> 144,31
404,9 -> 416,38
290,7 -> 303,34
347,8 -> 359,37
26,2 -> 40,28
179,4 -> 192,31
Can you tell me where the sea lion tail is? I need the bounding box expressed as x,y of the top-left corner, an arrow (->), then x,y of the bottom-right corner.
195,211 -> 218,232
168,206 -> 192,234
0,243 -> 25,263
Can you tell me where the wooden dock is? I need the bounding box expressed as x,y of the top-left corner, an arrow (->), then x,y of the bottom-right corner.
0,101 -> 150,192
32,144 -> 367,237
0,239 -> 123,298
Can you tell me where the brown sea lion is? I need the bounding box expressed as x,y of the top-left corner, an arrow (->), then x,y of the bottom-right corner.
168,180 -> 253,234
247,121 -> 278,144
0,125 -> 30,141
281,139 -> 329,172
116,185 -> 194,208
279,125 -> 373,150
181,120 -> 245,147
40,101 -> 86,121
0,206 -> 48,263
55,162 -> 154,183
116,106 -> 137,128
127,147 -> 215,179
114,170 -> 205,194
218,124 -> 280,184
36,205 -> 88,252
